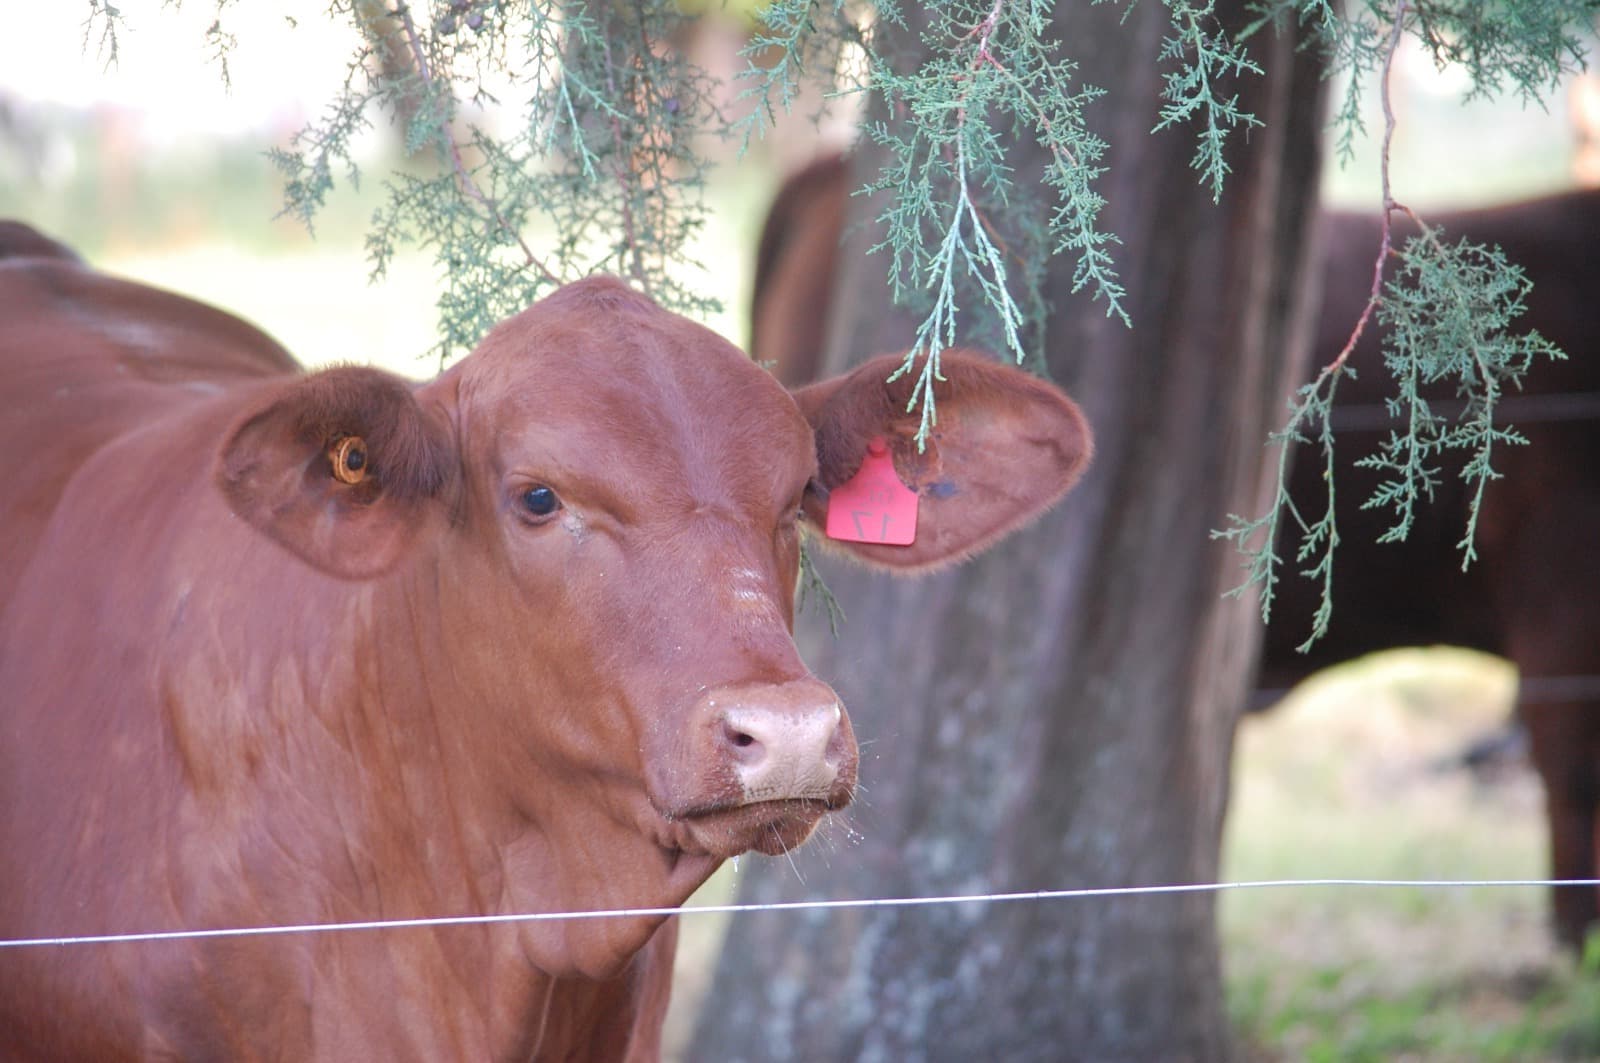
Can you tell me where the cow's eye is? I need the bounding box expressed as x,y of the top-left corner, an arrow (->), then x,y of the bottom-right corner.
520,485 -> 562,519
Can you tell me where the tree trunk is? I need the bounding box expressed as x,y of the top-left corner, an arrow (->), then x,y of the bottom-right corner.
691,4 -> 1324,1060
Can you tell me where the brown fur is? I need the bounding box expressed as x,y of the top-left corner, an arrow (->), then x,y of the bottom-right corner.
218,367 -> 458,578
0,226 -> 1091,1059
0,219 -> 80,262
795,350 -> 1093,570
749,153 -> 850,386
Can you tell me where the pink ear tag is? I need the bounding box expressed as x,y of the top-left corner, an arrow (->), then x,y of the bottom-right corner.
824,437 -> 919,546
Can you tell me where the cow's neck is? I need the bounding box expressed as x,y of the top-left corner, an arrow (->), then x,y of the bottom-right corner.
191,568 -> 708,1055
341,563 -> 720,981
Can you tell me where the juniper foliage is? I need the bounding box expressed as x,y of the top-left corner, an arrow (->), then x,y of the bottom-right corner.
86,0 -> 1593,641
1213,0 -> 1590,648
266,0 -> 728,365
1155,0 -> 1266,199
1360,231 -> 1564,559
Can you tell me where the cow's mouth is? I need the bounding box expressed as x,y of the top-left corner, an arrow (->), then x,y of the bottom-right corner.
668,798 -> 839,859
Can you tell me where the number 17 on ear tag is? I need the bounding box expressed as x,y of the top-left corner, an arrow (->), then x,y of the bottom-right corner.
825,437 -> 919,546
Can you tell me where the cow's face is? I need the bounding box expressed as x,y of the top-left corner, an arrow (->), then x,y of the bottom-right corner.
217,276 -> 1090,945
436,279 -> 858,865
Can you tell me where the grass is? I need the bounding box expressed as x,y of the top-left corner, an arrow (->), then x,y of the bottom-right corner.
1224,649 -> 1600,1061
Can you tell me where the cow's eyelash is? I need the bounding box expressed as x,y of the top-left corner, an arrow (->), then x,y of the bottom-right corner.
788,483 -> 818,524
798,478 -> 826,517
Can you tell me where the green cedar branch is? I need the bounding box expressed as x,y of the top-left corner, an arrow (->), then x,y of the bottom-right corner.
392,1 -> 562,288
271,0 -> 724,367
1154,0 -> 1265,202
865,0 -> 1123,449
83,0 -> 128,69
1218,0 -> 1581,650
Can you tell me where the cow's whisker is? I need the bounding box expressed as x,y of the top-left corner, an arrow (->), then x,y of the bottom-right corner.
774,826 -> 807,886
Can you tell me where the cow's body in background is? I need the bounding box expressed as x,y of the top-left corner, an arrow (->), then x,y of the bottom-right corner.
751,154 -> 851,388
1265,191 -> 1600,949
749,156 -> 1600,948
0,225 -> 1090,1059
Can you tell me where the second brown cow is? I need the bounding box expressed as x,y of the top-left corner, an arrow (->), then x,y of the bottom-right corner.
1264,189 -> 1600,950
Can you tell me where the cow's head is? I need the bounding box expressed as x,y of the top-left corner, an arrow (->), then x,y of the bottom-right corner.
218,277 -> 1089,973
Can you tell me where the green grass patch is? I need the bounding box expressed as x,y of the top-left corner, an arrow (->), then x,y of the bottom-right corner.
1225,649 -> 1600,1061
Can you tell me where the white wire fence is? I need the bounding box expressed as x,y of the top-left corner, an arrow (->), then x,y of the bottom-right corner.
4,877 -> 1596,950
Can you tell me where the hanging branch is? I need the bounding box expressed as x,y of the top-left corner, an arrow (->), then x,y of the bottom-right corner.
393,3 -> 562,287
92,0 -> 1590,634
864,0 -> 1124,448
1216,0 -> 1574,649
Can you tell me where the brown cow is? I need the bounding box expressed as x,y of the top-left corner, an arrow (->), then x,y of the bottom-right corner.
0,224 -> 1091,1060
1261,189 -> 1600,949
749,156 -> 1600,949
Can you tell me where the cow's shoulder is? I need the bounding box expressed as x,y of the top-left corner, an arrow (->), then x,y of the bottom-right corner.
0,231 -> 304,607
0,220 -> 81,264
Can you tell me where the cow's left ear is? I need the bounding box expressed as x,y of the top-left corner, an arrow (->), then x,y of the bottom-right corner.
793,350 -> 1092,570
217,366 -> 455,579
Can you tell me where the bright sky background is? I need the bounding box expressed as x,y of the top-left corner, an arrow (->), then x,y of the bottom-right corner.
5,3 -> 1591,182
3,3 -> 377,150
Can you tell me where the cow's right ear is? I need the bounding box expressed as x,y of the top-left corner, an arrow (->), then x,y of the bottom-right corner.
792,350 -> 1092,570
217,366 -> 455,579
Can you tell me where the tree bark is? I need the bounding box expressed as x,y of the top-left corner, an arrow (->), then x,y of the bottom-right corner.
692,4 -> 1324,1060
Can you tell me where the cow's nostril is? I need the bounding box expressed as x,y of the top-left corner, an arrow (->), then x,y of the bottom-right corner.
723,722 -> 764,760
704,684 -> 855,808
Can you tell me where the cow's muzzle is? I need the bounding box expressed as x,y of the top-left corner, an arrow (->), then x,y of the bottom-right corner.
656,679 -> 857,858
707,679 -> 857,806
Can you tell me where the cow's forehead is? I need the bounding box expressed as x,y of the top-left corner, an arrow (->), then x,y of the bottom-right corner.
450,278 -> 816,506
